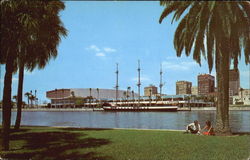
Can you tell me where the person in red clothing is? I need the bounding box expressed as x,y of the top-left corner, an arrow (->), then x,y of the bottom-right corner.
201,120 -> 215,135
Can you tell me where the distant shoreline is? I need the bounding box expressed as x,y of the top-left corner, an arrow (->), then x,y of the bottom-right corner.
0,106 -> 250,112
0,108 -> 101,112
190,106 -> 250,111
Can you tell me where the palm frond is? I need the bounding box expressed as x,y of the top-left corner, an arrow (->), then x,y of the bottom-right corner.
174,15 -> 187,57
243,36 -> 250,64
206,11 -> 216,73
159,2 -> 182,23
171,2 -> 193,24
183,3 -> 201,56
193,3 -> 209,65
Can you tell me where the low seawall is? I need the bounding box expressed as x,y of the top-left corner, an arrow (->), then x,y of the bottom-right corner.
190,107 -> 250,111
1,107 -> 249,112
0,108 -> 104,112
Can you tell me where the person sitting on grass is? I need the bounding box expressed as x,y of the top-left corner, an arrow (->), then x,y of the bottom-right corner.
185,120 -> 201,134
201,120 -> 215,136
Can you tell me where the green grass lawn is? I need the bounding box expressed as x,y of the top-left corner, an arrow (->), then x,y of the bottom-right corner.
0,126 -> 250,160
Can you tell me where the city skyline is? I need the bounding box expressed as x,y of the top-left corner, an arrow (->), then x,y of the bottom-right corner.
0,1 -> 250,103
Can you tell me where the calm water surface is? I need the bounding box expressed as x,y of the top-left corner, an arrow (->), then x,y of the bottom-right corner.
1,111 -> 249,132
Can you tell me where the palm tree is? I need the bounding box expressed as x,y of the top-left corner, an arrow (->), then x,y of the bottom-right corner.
24,92 -> 31,108
14,1 -> 67,130
71,91 -> 75,108
96,88 -> 100,107
12,95 -> 17,103
12,95 -> 17,108
1,1 -> 25,150
34,90 -> 37,106
123,91 -> 127,99
159,1 -> 250,135
29,95 -> 36,108
127,87 -> 131,105
132,90 -> 135,102
89,88 -> 92,104
1,0 -> 66,149
96,88 -> 100,101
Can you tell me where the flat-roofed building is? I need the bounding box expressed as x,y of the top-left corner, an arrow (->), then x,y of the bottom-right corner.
46,88 -> 137,107
229,69 -> 240,96
176,81 -> 192,95
198,74 -> 215,95
233,89 -> 250,105
144,85 -> 158,97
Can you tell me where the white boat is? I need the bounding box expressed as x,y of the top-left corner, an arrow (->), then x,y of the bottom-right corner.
103,105 -> 178,112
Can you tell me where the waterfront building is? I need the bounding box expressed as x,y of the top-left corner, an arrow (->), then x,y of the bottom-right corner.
239,89 -> 250,97
45,89 -> 213,108
191,86 -> 198,95
198,74 -> 215,95
46,88 -> 137,107
232,89 -> 250,105
229,69 -> 240,96
144,85 -> 158,97
176,81 -> 192,95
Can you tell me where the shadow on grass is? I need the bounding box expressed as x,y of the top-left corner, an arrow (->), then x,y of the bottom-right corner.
0,128 -> 31,134
232,132 -> 250,136
2,129 -> 112,160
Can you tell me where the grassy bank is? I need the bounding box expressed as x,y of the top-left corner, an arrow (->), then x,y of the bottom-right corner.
1,126 -> 250,160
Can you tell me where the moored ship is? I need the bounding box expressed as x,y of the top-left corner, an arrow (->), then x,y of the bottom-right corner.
103,106 -> 178,111
102,103 -> 178,112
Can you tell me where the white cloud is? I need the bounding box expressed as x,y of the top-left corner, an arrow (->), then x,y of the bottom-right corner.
162,61 -> 198,71
86,45 -> 100,52
86,45 -> 117,59
96,52 -> 105,57
103,47 -> 116,53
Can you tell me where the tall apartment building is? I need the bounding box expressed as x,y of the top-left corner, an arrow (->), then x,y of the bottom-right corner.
198,74 -> 215,95
191,86 -> 198,95
229,69 -> 240,96
144,85 -> 158,97
176,81 -> 192,95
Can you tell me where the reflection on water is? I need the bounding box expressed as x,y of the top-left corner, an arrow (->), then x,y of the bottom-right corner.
0,111 -> 249,132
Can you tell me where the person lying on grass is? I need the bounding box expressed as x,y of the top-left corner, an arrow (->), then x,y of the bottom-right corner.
185,120 -> 201,135
201,120 -> 215,136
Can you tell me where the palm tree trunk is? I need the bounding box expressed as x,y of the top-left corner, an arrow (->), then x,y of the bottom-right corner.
215,44 -> 231,135
2,54 -> 15,151
30,98 -> 33,108
14,63 -> 24,130
27,95 -> 30,108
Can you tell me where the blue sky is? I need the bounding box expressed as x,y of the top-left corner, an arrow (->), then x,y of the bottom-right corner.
0,1 -> 249,103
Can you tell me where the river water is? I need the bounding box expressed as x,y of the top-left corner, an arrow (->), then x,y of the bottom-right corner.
0,111 -> 249,132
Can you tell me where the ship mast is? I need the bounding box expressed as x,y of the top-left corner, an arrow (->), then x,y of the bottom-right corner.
115,63 -> 119,105
159,63 -> 164,98
137,60 -> 141,106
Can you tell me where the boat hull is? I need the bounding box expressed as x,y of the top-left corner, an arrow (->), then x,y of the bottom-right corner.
103,106 -> 178,112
